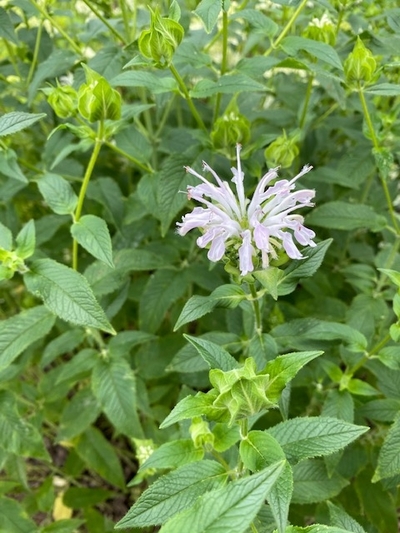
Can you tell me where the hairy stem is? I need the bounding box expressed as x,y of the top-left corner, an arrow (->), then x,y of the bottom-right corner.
72,121 -> 104,270
299,74 -> 314,128
265,0 -> 308,56
26,19 -> 43,86
81,0 -> 127,44
169,63 -> 208,134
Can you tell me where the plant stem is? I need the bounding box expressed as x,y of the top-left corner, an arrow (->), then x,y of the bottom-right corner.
249,283 -> 263,336
358,84 -> 400,235
299,74 -> 314,128
81,0 -> 127,44
26,19 -> 43,87
118,0 -> 131,42
72,121 -> 104,270
104,141 -> 154,173
213,9 -> 229,122
169,63 -> 208,134
29,0 -> 82,55
265,0 -> 308,56
3,39 -> 21,78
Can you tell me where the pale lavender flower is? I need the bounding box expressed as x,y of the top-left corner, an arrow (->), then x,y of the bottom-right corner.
177,144 -> 316,276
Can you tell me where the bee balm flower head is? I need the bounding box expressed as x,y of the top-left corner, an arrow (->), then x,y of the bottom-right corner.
177,145 -> 316,276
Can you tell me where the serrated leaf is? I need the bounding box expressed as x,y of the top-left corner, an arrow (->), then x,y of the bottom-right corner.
232,9 -> 278,37
75,426 -> 125,488
36,173 -> 78,215
292,459 -> 349,504
158,461 -> 284,533
268,417 -> 368,463
139,439 -> 204,472
160,392 -> 222,428
71,215 -> 114,268
91,357 -> 143,438
0,147 -> 28,182
365,82 -> 400,96
253,267 -> 285,300
0,111 -> 46,137
183,335 -> 239,371
280,36 -> 343,70
306,201 -> 385,231
0,390 -> 50,460
15,220 -> 35,259
57,387 -> 101,442
327,502 -> 367,533
111,71 -> 177,93
265,351 -> 323,402
0,221 -> 12,250
240,431 -> 292,533
372,414 -> 400,482
174,284 -> 246,330
139,269 -> 188,333
116,461 -> 227,528
0,305 -> 55,371
24,258 -> 115,334
0,7 -> 18,44
191,74 -> 266,98
0,496 -> 39,533
194,0 -> 222,33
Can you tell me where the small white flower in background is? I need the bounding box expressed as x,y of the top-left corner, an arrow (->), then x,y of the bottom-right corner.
177,144 -> 316,277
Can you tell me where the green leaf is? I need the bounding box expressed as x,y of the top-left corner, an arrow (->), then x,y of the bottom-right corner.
24,258 -> 115,334
91,356 -> 143,438
0,147 -> 28,182
57,387 -> 101,442
0,221 -> 12,250
191,74 -> 266,98
63,487 -> 114,509
0,496 -> 39,533
327,502 -> 367,533
240,431 -> 292,533
139,269 -> 189,333
253,267 -> 285,300
0,390 -> 50,460
183,335 -> 239,371
365,83 -> 400,96
372,414 -> 400,482
15,220 -> 35,259
116,461 -> 227,528
0,7 -> 18,44
280,36 -> 343,70
0,305 -> 55,371
36,173 -> 78,215
139,439 -> 204,472
271,318 -> 368,352
292,459 -> 349,504
277,239 -> 333,295
267,417 -> 368,463
265,351 -> 323,402
194,0 -> 222,33
71,215 -> 114,268
0,111 -> 46,137
111,71 -> 177,93
158,461 -> 284,533
174,284 -> 246,330
232,9 -> 278,38
358,398 -> 400,422
75,426 -> 125,489
160,392 -> 222,429
41,330 -> 86,369
285,526 -> 354,533
40,519 -> 85,533
306,201 -> 386,231
157,153 -> 195,236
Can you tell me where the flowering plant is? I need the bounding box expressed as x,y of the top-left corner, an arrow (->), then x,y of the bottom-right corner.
177,145 -> 316,276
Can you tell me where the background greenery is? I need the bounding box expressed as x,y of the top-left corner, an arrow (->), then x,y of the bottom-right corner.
0,0 -> 400,532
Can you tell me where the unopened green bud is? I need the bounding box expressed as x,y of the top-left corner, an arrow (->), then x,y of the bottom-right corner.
209,358 -> 274,425
190,417 -> 215,449
303,14 -> 336,46
138,7 -> 184,68
46,84 -> 78,119
211,112 -> 250,151
344,37 -> 377,85
78,65 -> 121,122
264,130 -> 299,168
